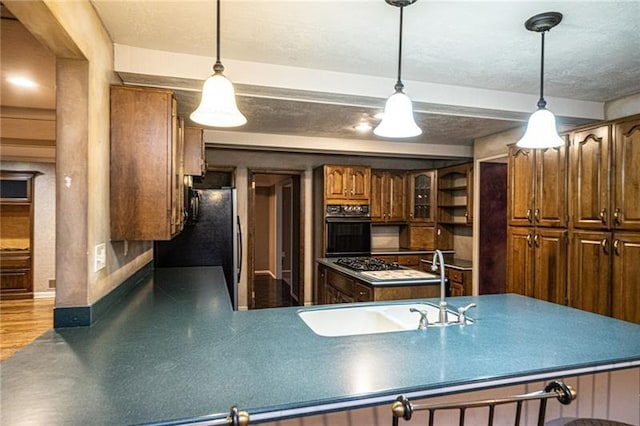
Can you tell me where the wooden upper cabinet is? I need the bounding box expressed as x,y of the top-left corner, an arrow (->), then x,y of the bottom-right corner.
508,146 -> 535,226
611,232 -> 640,323
370,170 -> 385,221
324,165 -> 370,202
613,116 -> 640,230
183,126 -> 205,176
536,141 -> 568,227
508,143 -> 567,227
569,230 -> 611,316
371,170 -> 406,223
388,171 -> 407,222
110,85 -> 184,241
407,170 -> 436,223
570,124 -> 611,229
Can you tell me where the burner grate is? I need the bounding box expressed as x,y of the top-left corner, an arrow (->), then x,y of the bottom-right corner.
334,257 -> 402,272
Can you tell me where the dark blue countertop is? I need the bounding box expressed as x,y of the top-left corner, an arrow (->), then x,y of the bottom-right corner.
2,266 -> 639,425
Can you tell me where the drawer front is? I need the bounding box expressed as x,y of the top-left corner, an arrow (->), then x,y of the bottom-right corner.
0,254 -> 30,268
397,255 -> 421,267
327,269 -> 354,296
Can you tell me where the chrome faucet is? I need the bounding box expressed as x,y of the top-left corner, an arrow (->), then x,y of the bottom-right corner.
431,249 -> 448,324
457,303 -> 476,325
409,308 -> 430,329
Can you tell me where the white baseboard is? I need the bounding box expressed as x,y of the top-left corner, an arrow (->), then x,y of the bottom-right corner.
34,291 -> 56,299
254,270 -> 276,279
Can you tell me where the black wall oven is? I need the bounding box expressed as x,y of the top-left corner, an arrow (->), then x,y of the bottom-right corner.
325,205 -> 371,257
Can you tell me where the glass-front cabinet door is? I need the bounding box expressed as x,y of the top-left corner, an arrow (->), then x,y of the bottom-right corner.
408,170 -> 435,223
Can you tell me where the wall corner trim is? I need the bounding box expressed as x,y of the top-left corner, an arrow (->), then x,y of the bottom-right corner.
53,262 -> 153,328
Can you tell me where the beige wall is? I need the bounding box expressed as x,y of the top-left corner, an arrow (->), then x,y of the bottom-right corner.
605,92 -> 640,120
6,0 -> 152,310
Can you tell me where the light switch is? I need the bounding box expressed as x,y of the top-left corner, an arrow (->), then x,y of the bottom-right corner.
94,243 -> 106,272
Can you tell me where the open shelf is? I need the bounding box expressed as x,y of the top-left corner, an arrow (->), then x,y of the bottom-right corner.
436,163 -> 473,250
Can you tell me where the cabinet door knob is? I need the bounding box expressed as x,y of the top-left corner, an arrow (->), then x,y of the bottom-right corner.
599,208 -> 607,224
527,234 -> 533,247
533,234 -> 540,247
601,238 -> 610,255
534,208 -> 540,222
526,209 -> 532,223
613,239 -> 621,256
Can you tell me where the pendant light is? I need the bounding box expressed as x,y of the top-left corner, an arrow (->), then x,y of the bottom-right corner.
516,12 -> 564,149
190,0 -> 247,127
374,0 -> 422,138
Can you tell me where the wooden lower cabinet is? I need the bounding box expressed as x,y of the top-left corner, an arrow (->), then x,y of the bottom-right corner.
570,230 -> 640,323
420,261 -> 471,296
0,251 -> 32,298
446,268 -> 471,297
317,263 -> 439,304
568,230 -> 611,316
612,233 -> 640,323
507,226 -> 567,305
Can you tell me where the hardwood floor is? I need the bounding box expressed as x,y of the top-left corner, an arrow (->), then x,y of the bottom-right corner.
0,297 -> 54,362
253,275 -> 298,309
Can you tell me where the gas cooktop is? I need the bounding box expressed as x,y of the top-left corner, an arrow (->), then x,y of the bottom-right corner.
334,257 -> 402,272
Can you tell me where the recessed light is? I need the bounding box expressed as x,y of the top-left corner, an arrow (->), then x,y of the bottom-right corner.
7,77 -> 38,88
354,122 -> 373,132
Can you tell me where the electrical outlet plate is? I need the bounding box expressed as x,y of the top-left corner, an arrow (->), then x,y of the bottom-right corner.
94,243 -> 106,272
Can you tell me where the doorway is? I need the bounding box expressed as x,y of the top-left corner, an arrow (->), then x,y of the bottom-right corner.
476,157 -> 508,294
248,170 -> 303,309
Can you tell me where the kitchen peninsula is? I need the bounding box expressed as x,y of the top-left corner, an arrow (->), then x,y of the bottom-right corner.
1,266 -> 639,425
316,257 -> 443,304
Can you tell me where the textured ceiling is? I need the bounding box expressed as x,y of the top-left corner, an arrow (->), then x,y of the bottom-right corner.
3,1 -> 640,158
91,0 -> 639,151
92,1 -> 640,102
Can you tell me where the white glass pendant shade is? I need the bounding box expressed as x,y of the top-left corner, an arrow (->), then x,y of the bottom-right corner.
516,107 -> 564,149
374,91 -> 422,138
190,72 -> 247,127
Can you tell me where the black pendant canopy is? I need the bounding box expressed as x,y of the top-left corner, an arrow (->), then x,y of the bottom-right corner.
525,12 -> 563,32
385,0 -> 417,6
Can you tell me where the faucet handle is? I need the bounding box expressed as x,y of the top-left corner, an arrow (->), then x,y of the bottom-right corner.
410,308 -> 430,329
457,303 -> 476,325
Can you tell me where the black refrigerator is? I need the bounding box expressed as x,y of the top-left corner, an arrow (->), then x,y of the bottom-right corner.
155,188 -> 241,310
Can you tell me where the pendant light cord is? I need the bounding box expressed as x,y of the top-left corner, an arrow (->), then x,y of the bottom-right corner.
214,0 -> 224,73
537,31 -> 547,109
394,6 -> 405,92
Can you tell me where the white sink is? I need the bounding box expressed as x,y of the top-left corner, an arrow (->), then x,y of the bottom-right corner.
298,302 -> 465,337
